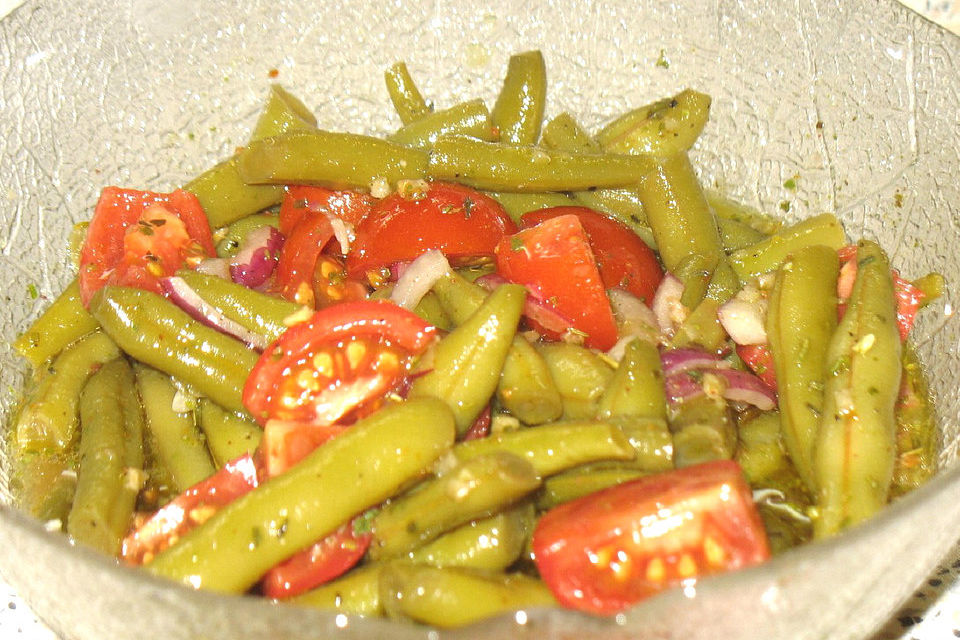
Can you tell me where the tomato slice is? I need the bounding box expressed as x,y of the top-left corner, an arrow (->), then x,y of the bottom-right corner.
736,343 -> 777,391
242,300 -> 437,425
532,460 -> 770,615
345,182 -> 516,279
273,212 -> 335,305
836,245 -> 924,340
521,206 -> 663,304
260,518 -> 372,599
312,254 -> 370,309
261,419 -> 348,478
78,187 -> 215,306
495,214 -> 618,351
121,454 -> 259,565
278,185 -> 374,236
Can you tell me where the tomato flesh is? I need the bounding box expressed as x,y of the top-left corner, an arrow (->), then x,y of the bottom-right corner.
532,460 -> 770,615
521,206 -> 663,304
78,187 -> 215,306
278,185 -> 374,236
736,343 -> 778,391
261,420 -> 348,478
273,212 -> 335,305
242,300 -> 437,425
495,214 -> 618,351
836,245 -> 923,340
121,454 -> 259,565
346,182 -> 516,279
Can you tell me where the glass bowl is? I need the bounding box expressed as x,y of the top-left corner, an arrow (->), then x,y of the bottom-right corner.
0,1 -> 958,638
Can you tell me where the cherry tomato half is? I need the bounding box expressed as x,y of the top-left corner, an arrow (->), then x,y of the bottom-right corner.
736,343 -> 778,392
521,206 -> 663,304
495,214 -> 618,351
242,300 -> 437,425
78,187 -> 215,307
532,460 -> 770,615
278,185 -> 374,236
346,182 -> 516,279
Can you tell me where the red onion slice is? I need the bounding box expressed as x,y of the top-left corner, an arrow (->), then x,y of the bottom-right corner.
230,225 -> 284,289
665,366 -> 777,411
660,347 -> 731,376
390,250 -> 451,310
160,276 -> 270,351
475,273 -> 575,335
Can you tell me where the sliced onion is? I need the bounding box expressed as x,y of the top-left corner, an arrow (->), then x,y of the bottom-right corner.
160,276 -> 270,350
230,225 -> 284,289
608,287 -> 658,331
325,213 -> 355,255
195,257 -> 231,280
664,366 -> 777,411
718,297 -> 767,345
651,273 -> 687,335
660,347 -> 730,376
390,250 -> 451,310
475,273 -> 574,335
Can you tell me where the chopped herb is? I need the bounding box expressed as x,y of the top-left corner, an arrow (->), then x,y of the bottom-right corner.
462,197 -> 475,219
894,193 -> 904,208
510,236 -> 525,252
26,284 -> 38,299
440,205 -> 455,215
783,178 -> 796,190
779,200 -> 791,213
352,507 -> 380,535
149,218 -> 167,227
655,49 -> 670,69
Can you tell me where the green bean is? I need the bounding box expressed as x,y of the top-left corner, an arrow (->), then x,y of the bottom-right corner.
675,253 -> 715,309
67,359 -> 144,555
215,213 -> 279,258
14,331 -> 120,452
175,269 -> 304,345
487,191 -> 575,223
596,339 -> 667,421
536,342 -> 614,419
390,99 -> 494,148
384,61 -> 432,125
814,241 -> 901,538
735,411 -> 789,484
197,400 -> 262,468
668,394 -> 736,468
670,298 -> 727,353
606,416 -> 675,471
184,158 -> 285,228
491,50 -> 547,145
13,279 -> 100,369
717,216 -> 767,252
707,191 -> 782,236
370,285 -> 453,330
430,269 -> 489,325
765,245 -> 839,491
293,563 -> 386,615
451,420 -> 635,477
89,286 -> 259,413
407,503 -> 534,571
705,257 -> 741,304
538,467 -> 647,510
634,153 -> 723,273
148,398 -> 456,593
428,136 -> 655,192
135,366 -> 215,492
496,336 -> 563,425
729,213 -> 845,280
597,89 -> 712,156
250,84 -> 318,142
913,272 -> 945,307
67,221 -> 88,268
891,344 -> 938,498
13,449 -> 76,523
379,564 -> 555,628
368,452 -> 540,560
410,284 -> 526,435
237,130 -> 429,189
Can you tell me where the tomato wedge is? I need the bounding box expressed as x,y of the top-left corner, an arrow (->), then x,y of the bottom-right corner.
261,419 -> 348,478
312,254 -> 369,309
736,343 -> 778,391
261,518 -> 372,599
121,454 -> 259,565
495,214 -> 618,351
278,185 -> 374,236
521,206 -> 663,304
532,460 -> 770,615
836,245 -> 925,340
273,212 -> 335,305
242,300 -> 437,425
78,187 -> 215,306
346,182 -> 516,279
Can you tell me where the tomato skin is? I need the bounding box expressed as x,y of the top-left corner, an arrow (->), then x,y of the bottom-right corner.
78,187 -> 215,306
312,254 -> 370,309
532,460 -> 770,615
736,343 -> 778,391
836,245 -> 923,341
242,300 -> 437,425
273,212 -> 335,304
121,454 -> 259,565
521,207 -> 663,304
261,520 -> 372,599
495,214 -> 618,351
346,182 -> 516,279
261,420 -> 348,478
278,186 -> 374,236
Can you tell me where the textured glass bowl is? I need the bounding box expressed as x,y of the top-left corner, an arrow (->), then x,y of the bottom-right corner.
1,2 -> 959,639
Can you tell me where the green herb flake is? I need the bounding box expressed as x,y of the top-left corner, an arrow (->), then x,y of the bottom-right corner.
655,49 -> 670,69
462,197 -> 475,219
26,284 -> 38,300
783,178 -> 797,190
352,508 -> 380,536
510,236 -> 525,252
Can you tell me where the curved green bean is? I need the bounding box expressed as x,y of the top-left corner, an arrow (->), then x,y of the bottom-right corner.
814,241 -> 901,538
390,99 -> 494,148
597,89 -> 712,156
293,563 -> 386,615
148,398 -> 456,593
496,336 -> 563,425
13,279 -> 100,369
596,339 -> 667,421
197,400 -> 262,468
89,286 -> 259,413
184,158 -> 285,229
491,50 -> 547,145
668,393 -> 737,468
237,129 -> 429,189
250,84 -> 318,142
536,342 -> 614,419
384,61 -> 432,125
729,213 -> 845,280
215,213 -> 279,258
891,343 -> 938,498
